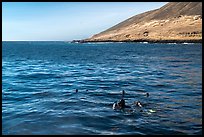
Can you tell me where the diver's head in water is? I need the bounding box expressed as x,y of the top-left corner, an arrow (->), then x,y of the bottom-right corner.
118,99 -> 125,109
113,99 -> 125,110
136,101 -> 143,108
146,92 -> 149,97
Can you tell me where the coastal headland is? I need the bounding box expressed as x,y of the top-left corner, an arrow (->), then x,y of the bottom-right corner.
73,2 -> 202,44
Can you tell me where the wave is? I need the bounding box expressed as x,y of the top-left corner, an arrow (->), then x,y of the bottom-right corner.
17,73 -> 56,80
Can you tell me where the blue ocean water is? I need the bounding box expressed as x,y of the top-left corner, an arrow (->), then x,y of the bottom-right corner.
2,41 -> 202,135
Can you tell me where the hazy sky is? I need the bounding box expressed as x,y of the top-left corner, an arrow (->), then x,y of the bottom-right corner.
2,2 -> 167,41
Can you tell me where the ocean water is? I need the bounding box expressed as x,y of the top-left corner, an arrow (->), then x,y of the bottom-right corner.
2,41 -> 202,135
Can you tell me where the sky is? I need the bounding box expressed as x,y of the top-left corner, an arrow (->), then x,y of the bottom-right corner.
2,2 -> 167,41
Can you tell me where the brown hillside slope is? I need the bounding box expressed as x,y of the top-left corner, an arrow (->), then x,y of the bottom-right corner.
83,2 -> 202,43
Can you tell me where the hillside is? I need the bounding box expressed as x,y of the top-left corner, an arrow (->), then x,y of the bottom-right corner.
81,2 -> 202,43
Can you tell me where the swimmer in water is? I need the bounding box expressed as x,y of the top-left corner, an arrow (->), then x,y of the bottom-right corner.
146,93 -> 149,97
134,101 -> 144,112
76,89 -> 78,93
113,98 -> 131,110
135,101 -> 143,108
118,98 -> 125,108
113,99 -> 125,110
112,101 -> 120,110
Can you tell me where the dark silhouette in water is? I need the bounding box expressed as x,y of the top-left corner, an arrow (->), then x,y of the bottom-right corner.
113,90 -> 131,110
113,90 -> 152,110
76,89 -> 78,93
135,101 -> 143,108
118,98 -> 125,108
113,99 -> 125,110
122,90 -> 125,97
113,90 -> 149,111
146,93 -> 149,97
113,98 -> 131,110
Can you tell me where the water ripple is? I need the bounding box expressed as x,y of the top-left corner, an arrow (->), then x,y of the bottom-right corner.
2,42 -> 202,135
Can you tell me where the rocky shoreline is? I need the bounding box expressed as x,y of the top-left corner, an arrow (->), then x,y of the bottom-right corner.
71,39 -> 202,44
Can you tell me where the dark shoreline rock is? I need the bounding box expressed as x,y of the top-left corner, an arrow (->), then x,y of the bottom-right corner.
71,40 -> 84,43
71,39 -> 202,44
